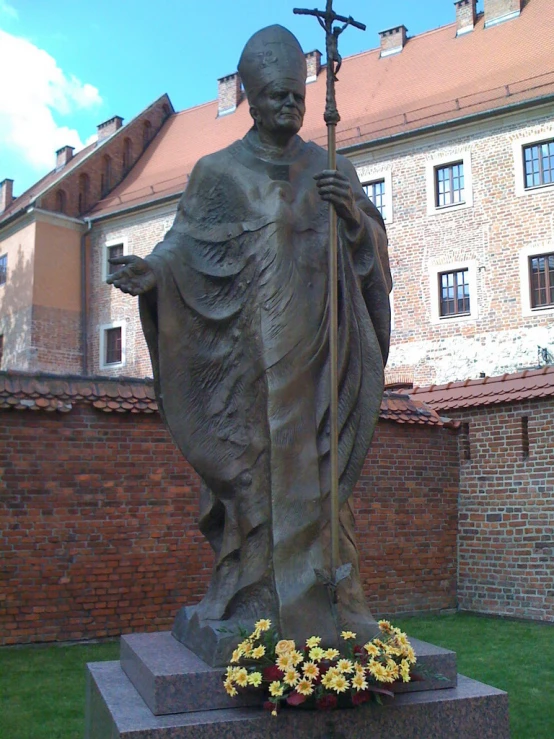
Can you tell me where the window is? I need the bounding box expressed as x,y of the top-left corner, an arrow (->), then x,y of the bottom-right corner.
105,327 -> 122,365
107,243 -> 124,276
0,254 -> 6,286
523,140 -> 554,189
78,173 -> 90,214
435,162 -> 464,207
55,189 -> 66,214
101,155 -> 112,196
439,269 -> 470,317
529,252 -> 554,309
143,120 -> 152,147
122,138 -> 132,172
363,179 -> 387,220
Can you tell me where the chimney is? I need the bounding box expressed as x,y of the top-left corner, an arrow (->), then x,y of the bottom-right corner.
0,179 -> 14,213
484,0 -> 522,27
305,50 -> 322,83
218,73 -> 241,116
379,25 -> 408,57
55,145 -> 74,170
455,0 -> 477,36
97,115 -> 124,141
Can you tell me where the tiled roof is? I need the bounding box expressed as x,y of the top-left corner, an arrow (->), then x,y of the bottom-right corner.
412,366 -> 554,411
0,371 -> 455,427
91,0 -> 554,219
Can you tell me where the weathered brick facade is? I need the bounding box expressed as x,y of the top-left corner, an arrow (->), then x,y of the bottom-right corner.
452,399 -> 554,622
0,402 -> 458,646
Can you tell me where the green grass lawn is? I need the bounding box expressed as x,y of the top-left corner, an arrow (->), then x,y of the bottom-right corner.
0,614 -> 552,738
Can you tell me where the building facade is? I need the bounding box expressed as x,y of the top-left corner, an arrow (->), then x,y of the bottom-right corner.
1,0 -> 553,387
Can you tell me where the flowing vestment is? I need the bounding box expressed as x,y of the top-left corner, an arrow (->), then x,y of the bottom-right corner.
140,133 -> 392,649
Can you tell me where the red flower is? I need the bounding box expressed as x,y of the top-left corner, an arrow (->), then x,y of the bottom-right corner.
316,694 -> 338,711
352,690 -> 371,706
286,691 -> 307,706
262,666 -> 284,682
263,701 -> 275,712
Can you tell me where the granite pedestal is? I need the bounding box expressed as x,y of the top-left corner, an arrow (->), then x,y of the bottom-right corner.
85,631 -> 510,738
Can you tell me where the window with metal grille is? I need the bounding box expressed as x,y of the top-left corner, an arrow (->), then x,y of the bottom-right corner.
363,179 -> 386,220
523,140 -> 554,189
435,162 -> 464,207
529,252 -> 554,308
107,244 -> 124,276
0,254 -> 7,286
439,269 -> 470,317
105,327 -> 122,365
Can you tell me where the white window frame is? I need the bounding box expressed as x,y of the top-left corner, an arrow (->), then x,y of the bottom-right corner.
429,260 -> 478,325
519,242 -> 554,317
102,237 -> 128,282
359,170 -> 393,224
426,151 -> 473,216
99,321 -> 126,370
513,130 -> 554,198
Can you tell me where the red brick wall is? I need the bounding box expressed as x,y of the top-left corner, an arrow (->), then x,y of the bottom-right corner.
451,399 -> 554,622
0,406 -> 458,645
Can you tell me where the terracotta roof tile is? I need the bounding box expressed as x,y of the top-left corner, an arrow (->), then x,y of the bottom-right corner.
88,0 -> 554,219
0,371 -> 452,426
412,366 -> 554,410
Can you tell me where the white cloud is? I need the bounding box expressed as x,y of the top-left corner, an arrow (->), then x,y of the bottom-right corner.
0,29 -> 102,173
0,1 -> 18,19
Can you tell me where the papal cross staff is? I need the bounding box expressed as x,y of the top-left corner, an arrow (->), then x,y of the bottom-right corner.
293,2 -> 366,602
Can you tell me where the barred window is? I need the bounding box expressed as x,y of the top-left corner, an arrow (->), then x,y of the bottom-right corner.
439,269 -> 470,317
0,254 -> 7,286
107,243 -> 124,276
363,179 -> 386,220
529,252 -> 554,308
523,140 -> 554,189
105,327 -> 122,365
435,162 -> 464,207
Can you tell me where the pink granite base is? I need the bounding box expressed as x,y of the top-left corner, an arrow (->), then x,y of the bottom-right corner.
85,661 -> 510,739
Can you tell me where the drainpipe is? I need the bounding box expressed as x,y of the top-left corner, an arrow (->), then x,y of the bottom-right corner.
81,218 -> 92,376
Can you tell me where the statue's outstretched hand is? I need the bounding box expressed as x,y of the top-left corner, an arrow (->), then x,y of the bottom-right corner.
314,169 -> 360,231
106,255 -> 157,296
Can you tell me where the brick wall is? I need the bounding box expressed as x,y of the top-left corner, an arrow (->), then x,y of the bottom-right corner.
452,399 -> 554,622
0,405 -> 458,645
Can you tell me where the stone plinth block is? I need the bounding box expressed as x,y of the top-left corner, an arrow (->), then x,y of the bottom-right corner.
120,631 -> 457,716
85,661 -> 510,739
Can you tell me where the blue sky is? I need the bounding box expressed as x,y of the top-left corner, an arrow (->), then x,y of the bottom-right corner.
0,0 -> 483,195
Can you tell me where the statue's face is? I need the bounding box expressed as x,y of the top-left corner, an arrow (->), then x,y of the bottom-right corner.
250,79 -> 306,139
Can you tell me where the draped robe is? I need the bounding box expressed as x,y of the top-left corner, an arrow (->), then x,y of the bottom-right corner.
139,132 -> 392,660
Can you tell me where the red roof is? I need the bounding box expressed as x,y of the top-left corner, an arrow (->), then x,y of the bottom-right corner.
412,366 -> 554,411
0,371 -> 454,426
91,0 -> 554,219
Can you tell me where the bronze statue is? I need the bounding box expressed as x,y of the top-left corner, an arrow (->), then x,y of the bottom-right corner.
108,24 -> 392,667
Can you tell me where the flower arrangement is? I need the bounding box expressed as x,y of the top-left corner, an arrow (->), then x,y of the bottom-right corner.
223,618 -> 417,715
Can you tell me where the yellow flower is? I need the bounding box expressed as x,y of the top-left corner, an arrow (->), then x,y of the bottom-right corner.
337,659 -> 354,674
224,679 -> 237,697
255,618 -> 271,632
296,679 -> 314,696
368,660 -> 389,683
396,632 -> 409,648
230,648 -> 242,664
386,662 -> 399,682
378,619 -> 394,633
322,647 -> 340,660
302,662 -> 319,680
251,645 -> 265,659
275,639 -> 296,656
400,659 -> 411,683
330,674 -> 349,693
341,630 -> 356,640
248,671 -> 263,687
306,636 -> 321,648
269,681 -> 284,697
308,646 -> 325,661
352,673 -> 368,691
276,654 -> 293,671
284,669 -> 300,687
238,640 -> 253,656
326,667 -> 341,678
354,662 -> 365,676
234,668 -> 249,687
271,709 -> 278,717
290,650 -> 304,667
364,642 -> 380,658
404,646 -> 417,665
225,666 -> 239,679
